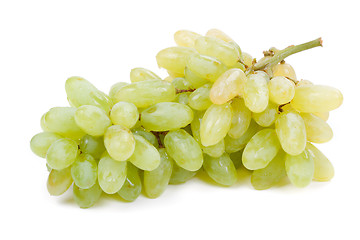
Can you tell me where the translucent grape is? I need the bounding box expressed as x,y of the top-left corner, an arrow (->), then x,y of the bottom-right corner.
117,163 -> 142,202
141,102 -> 194,131
169,163 -> 197,184
109,82 -> 128,102
174,30 -> 201,48
242,52 -> 253,67
300,113 -> 333,143
296,79 -> 313,87
130,67 -> 161,82
242,129 -> 281,170
30,132 -> 63,158
188,84 -> 212,111
113,80 -> 176,108
203,153 -> 237,186
104,125 -> 135,162
306,143 -> 334,182
291,85 -> 343,113
205,29 -> 233,42
164,129 -> 203,171
244,72 -> 269,113
46,139 -> 79,170
275,111 -> 306,156
73,182 -> 102,208
110,102 -> 139,128
252,102 -> 278,127
75,105 -> 111,137
268,76 -> 295,105
202,139 -> 225,158
228,42 -> 243,61
210,68 -> 247,105
128,135 -> 161,171
272,63 -> 297,79
285,150 -> 314,188
184,67 -> 209,88
70,153 -> 97,190
156,47 -> 196,74
229,150 -> 243,169
312,112 -> 329,121
98,152 -> 127,194
167,70 -> 185,78
132,129 -> 159,148
144,148 -> 173,198
224,120 -> 259,153
79,135 -> 105,159
175,92 -> 191,105
40,113 -> 51,132
200,103 -> 232,146
47,167 -> 73,196
228,98 -> 251,139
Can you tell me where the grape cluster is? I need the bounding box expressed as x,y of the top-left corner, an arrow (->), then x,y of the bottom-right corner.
30,29 -> 343,208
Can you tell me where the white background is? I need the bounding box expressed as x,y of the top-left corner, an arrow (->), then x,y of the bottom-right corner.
1,0 -> 359,239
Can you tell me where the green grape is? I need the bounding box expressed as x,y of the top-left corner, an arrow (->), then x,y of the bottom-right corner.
228,98 -> 251,139
128,135 -> 161,171
113,80 -> 176,108
188,84 -> 212,111
175,92 -> 191,105
300,113 -> 333,143
186,53 -> 228,82
242,129 -> 281,170
109,82 -> 128,102
40,113 -> 51,132
98,152 -> 127,194
30,132 -> 63,158
244,72 -> 269,113
79,135 -> 105,159
75,105 -> 111,137
291,85 -> 343,113
203,139 -> 225,158
71,153 -> 98,189
167,70 -> 185,78
251,150 -> 286,190
190,110 -> 204,142
306,143 -> 334,182
203,153 -> 237,186
268,76 -> 295,105
285,149 -> 314,188
230,62 -> 246,71
130,67 -> 161,82
224,120 -> 259,153
229,150 -> 243,169
252,102 -> 278,127
200,103 -> 232,147
156,47 -> 197,74
171,77 -> 193,90
65,76 -> 112,113
169,163 -> 197,184
43,107 -> 85,139
184,67 -> 209,88
110,102 -> 139,128
132,129 -> 159,148
164,129 -> 203,171
73,182 -> 102,208
195,36 -> 239,67
209,69 -> 247,105
228,41 -> 243,61
46,139 -> 79,170
141,102 -> 194,131
275,111 -> 306,156
104,125 -> 135,162
242,52 -> 253,67
174,30 -> 201,48
117,163 -> 142,202
47,167 -> 73,196
144,148 -> 173,198
272,62 -> 297,79
206,28 -> 234,42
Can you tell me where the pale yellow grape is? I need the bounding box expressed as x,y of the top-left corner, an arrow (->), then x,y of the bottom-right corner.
230,62 -> 246,71
184,67 -> 209,88
224,120 -> 260,153
109,82 -> 128,102
210,68 -> 247,105
200,103 -> 233,146
228,98 -> 251,139
71,153 -> 98,189
130,67 -> 161,82
306,142 -> 334,181
296,79 -> 313,87
141,102 -> 194,131
188,84 -> 212,111
169,163 -> 197,184
300,113 -> 333,143
75,105 -> 111,137
228,42 -> 243,61
171,77 -> 193,90
268,76 -> 295,105
40,113 -> 50,132
73,182 -> 102,208
131,129 -> 159,148
156,47 -> 196,74
252,102 -> 278,127
205,28 -> 233,42
167,70 -> 185,78
195,36 -> 240,67
164,129 -> 203,171
43,107 -> 85,139
163,76 -> 174,82
65,76 -> 112,113
104,125 -> 135,162
186,53 -> 228,82
244,72 -> 269,113
98,152 -> 127,194
79,135 -> 105,159
242,52 -> 253,67
175,92 -> 191,105
203,153 -> 237,186
113,80 -> 176,108
47,167 -> 73,196
272,63 -> 297,79
242,129 -> 281,170
275,111 -> 306,156
254,71 -> 270,82
202,139 -> 225,158
117,163 -> 142,202
285,150 -> 314,188
46,139 -> 79,170
110,102 -> 139,128
174,30 -> 201,48
128,135 -> 161,171
291,85 -> 343,112
144,148 -> 173,198
30,132 -> 63,158
313,112 -> 329,121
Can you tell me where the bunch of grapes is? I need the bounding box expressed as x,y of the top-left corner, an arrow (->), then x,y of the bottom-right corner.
30,29 -> 343,208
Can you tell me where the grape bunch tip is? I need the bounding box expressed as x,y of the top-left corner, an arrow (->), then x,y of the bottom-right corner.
30,28 -> 343,208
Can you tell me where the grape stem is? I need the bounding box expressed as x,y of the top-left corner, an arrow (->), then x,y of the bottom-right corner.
176,88 -> 196,94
